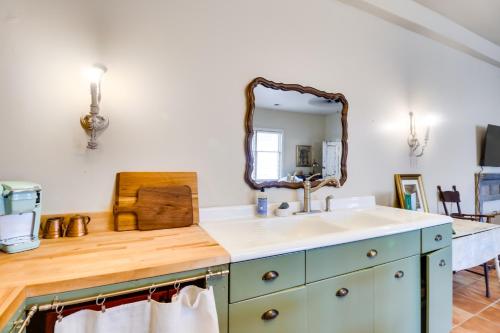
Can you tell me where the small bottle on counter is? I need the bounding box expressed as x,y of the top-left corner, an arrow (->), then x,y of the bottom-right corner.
256,188 -> 268,217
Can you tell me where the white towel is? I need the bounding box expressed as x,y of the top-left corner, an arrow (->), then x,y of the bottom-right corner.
54,286 -> 219,333
151,286 -> 219,333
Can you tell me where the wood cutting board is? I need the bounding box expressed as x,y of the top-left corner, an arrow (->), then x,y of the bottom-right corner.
113,172 -> 199,231
114,186 -> 193,230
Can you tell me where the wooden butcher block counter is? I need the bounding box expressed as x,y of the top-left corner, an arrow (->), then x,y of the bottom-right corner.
0,226 -> 230,329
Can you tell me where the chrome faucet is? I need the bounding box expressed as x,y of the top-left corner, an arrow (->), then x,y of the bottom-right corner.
295,174 -> 340,214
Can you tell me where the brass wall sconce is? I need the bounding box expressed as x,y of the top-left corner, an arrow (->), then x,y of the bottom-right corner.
81,64 -> 109,149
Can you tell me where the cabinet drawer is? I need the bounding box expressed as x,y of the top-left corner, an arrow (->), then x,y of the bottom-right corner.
307,268 -> 373,333
230,251 -> 305,303
306,230 -> 420,282
229,287 -> 307,333
421,224 -> 452,253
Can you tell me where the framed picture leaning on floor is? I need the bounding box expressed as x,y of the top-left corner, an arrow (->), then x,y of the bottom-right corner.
395,174 -> 429,213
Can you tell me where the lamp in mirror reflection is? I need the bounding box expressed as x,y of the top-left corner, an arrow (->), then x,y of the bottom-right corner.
80,63 -> 109,149
407,111 -> 431,164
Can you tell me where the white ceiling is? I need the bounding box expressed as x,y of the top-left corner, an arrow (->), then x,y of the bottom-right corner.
254,85 -> 342,115
415,0 -> 500,46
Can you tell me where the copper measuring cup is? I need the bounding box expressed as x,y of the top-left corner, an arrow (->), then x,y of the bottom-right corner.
42,217 -> 66,239
65,215 -> 91,237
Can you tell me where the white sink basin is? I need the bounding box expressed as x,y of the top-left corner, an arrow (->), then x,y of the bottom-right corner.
200,197 -> 452,262
317,210 -> 407,230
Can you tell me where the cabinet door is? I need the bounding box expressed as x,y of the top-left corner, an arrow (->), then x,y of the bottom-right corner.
426,246 -> 452,333
307,268 -> 373,333
229,287 -> 306,333
374,255 -> 421,333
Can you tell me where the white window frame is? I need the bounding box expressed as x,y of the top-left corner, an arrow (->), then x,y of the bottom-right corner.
252,128 -> 284,182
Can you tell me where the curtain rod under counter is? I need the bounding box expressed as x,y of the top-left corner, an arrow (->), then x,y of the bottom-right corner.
11,268 -> 229,333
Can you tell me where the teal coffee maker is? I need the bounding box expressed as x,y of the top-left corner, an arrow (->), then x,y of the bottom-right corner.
0,181 -> 42,253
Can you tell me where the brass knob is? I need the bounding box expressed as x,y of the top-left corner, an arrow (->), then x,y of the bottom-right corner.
439,259 -> 446,267
261,309 -> 279,321
367,249 -> 378,258
262,271 -> 279,281
434,234 -> 443,242
394,270 -> 405,279
336,288 -> 349,297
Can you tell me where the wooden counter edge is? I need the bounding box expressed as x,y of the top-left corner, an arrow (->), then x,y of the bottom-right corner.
0,287 -> 26,330
24,252 -> 230,297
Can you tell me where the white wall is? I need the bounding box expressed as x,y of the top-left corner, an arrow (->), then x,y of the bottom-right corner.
325,112 -> 343,142
1,0 -> 500,214
253,107 -> 326,177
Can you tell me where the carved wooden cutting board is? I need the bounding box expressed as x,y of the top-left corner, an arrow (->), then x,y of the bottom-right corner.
114,186 -> 193,230
113,172 -> 199,231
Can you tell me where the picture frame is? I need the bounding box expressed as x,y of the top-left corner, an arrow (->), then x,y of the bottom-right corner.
395,174 -> 429,212
296,145 -> 312,167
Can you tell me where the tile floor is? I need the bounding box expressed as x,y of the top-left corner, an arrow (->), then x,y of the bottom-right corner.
452,264 -> 500,332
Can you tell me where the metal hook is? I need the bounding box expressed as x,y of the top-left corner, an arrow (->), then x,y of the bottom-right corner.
55,303 -> 65,322
148,284 -> 157,302
206,268 -> 212,287
96,294 -> 106,313
173,280 -> 181,297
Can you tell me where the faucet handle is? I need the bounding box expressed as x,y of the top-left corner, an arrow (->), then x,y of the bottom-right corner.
306,173 -> 322,181
323,177 -> 341,188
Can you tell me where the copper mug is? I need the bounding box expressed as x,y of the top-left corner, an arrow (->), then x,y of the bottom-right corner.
65,215 -> 91,237
42,217 -> 66,239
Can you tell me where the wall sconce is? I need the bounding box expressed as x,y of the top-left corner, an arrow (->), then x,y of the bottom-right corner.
80,64 -> 109,149
407,111 -> 430,159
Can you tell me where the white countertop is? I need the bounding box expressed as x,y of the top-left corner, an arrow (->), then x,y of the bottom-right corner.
200,196 -> 452,262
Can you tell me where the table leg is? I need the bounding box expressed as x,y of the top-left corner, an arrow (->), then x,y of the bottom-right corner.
495,256 -> 500,282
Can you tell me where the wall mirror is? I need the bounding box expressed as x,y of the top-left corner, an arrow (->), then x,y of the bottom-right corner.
245,77 -> 348,189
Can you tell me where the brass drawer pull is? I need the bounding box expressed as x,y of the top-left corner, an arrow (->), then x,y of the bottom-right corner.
262,271 -> 279,281
261,309 -> 279,321
367,249 -> 378,258
336,288 -> 349,297
394,270 -> 405,279
434,234 -> 443,242
439,259 -> 446,267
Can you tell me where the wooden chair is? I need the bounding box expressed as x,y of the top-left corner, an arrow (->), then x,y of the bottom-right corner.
437,185 -> 494,298
437,185 -> 494,223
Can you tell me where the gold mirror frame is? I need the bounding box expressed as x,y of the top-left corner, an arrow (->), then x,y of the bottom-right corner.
244,77 -> 349,190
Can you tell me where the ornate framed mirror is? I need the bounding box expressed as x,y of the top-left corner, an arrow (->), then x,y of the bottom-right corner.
244,77 -> 348,189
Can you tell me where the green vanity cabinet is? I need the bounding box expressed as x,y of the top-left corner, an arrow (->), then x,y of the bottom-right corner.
307,255 -> 420,333
228,225 -> 453,333
425,246 -> 452,333
374,255 -> 421,333
228,287 -> 307,333
307,268 -> 374,333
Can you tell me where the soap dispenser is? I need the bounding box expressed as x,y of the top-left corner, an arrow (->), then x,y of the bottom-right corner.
256,189 -> 268,217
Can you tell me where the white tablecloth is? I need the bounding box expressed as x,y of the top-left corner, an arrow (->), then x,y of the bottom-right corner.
452,219 -> 500,281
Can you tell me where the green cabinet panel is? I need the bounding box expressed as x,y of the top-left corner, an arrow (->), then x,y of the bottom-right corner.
306,230 -> 420,282
229,287 -> 306,333
230,251 -> 305,303
426,246 -> 452,333
307,268 -> 373,333
374,255 -> 421,333
421,224 -> 452,253
23,265 -> 229,333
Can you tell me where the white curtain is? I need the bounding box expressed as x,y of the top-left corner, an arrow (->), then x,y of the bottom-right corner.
54,286 -> 219,333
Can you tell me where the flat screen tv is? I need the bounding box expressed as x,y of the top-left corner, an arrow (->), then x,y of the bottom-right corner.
481,124 -> 500,167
